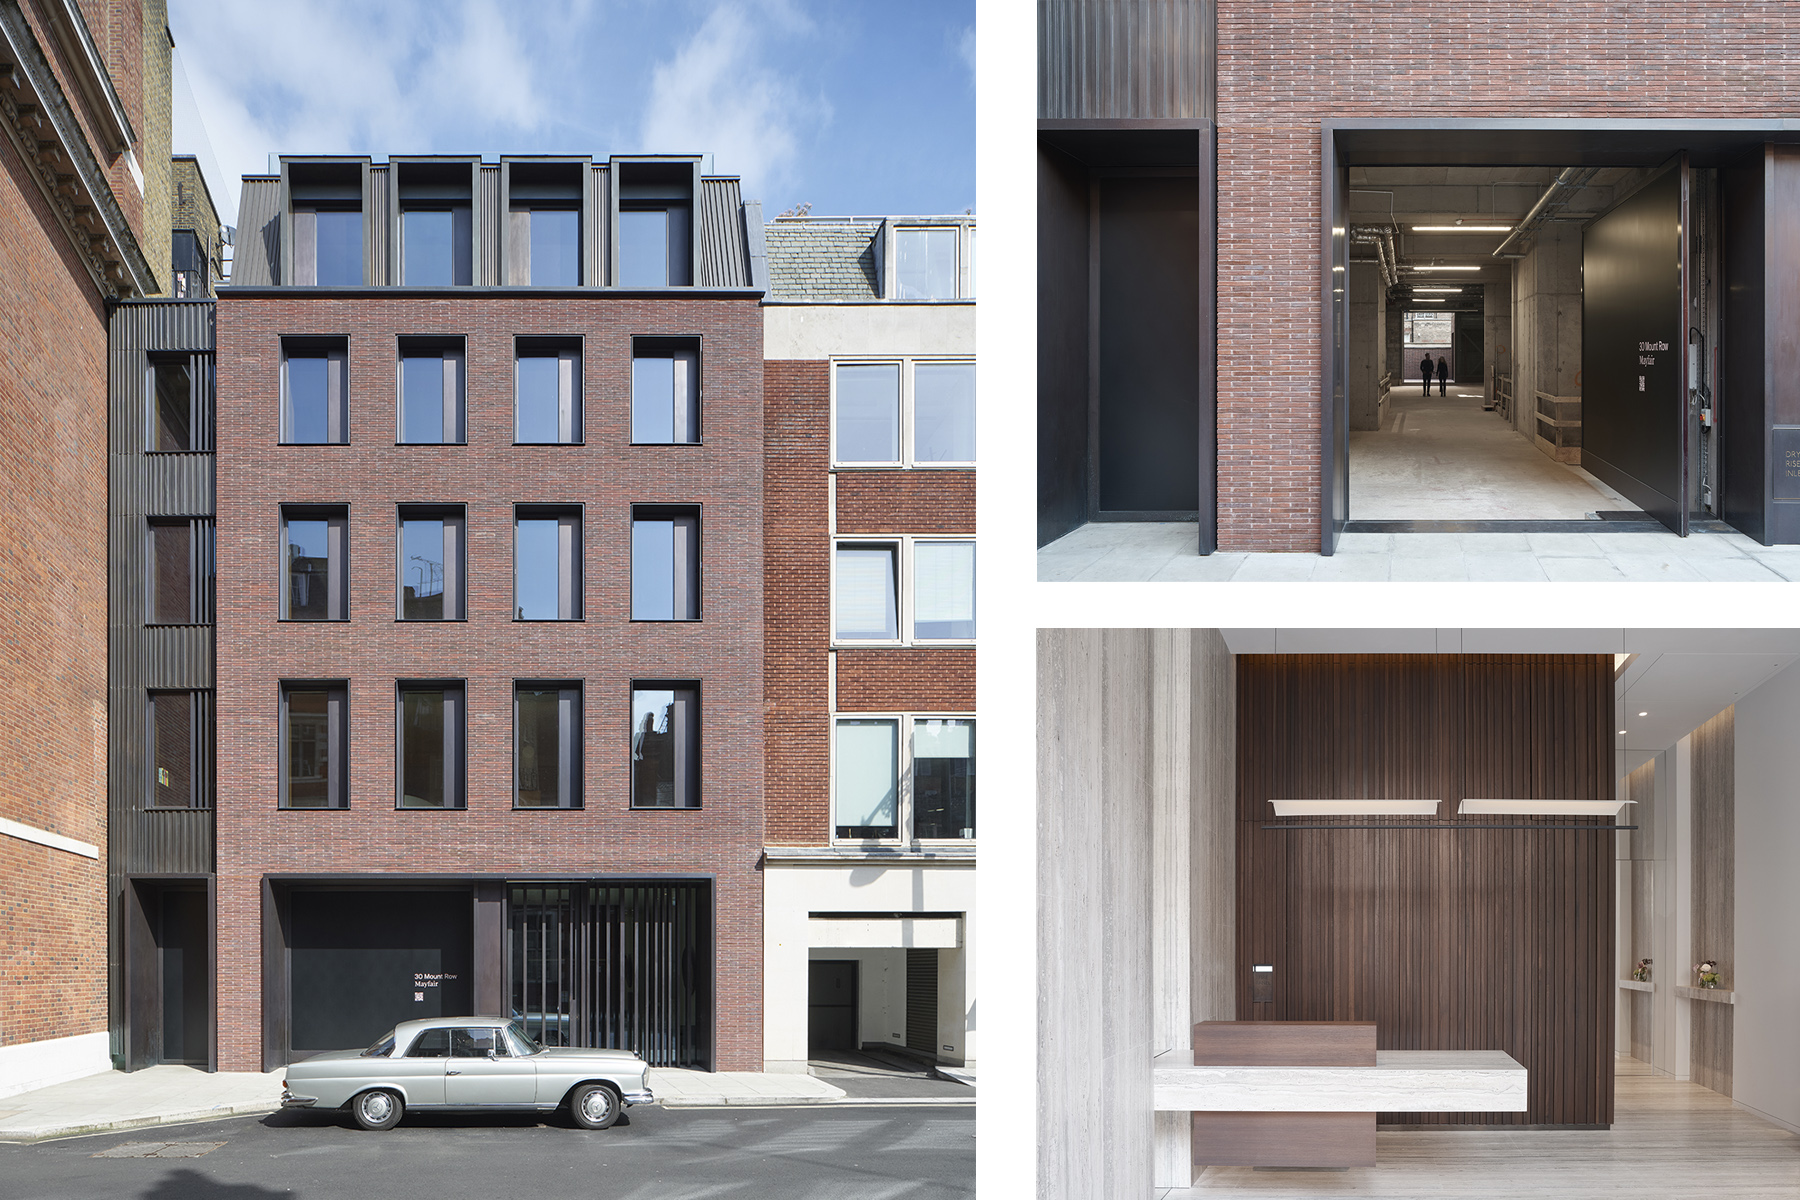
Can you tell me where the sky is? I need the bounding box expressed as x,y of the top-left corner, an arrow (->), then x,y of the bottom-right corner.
166,0 -> 975,228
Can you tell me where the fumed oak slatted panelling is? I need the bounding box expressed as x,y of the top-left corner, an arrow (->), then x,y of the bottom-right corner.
1689,707 -> 1734,1098
1235,655 -> 1615,1127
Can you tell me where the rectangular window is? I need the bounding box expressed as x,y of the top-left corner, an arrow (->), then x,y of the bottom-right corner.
171,229 -> 207,299
283,508 -> 348,621
834,543 -> 899,641
401,207 -> 472,286
514,507 -> 581,620
833,363 -> 901,464
894,226 -> 959,300
631,506 -> 699,621
912,361 -> 976,463
527,208 -> 580,286
282,683 -> 347,809
630,338 -> 700,443
397,681 -> 464,809
281,339 -> 348,444
515,682 -> 581,808
835,718 -> 899,839
397,338 -> 465,443
631,684 -> 698,809
150,358 -> 193,451
913,719 -> 975,839
397,507 -> 464,620
148,519 -> 214,625
914,541 -> 976,640
293,207 -> 363,286
148,691 -> 213,809
619,207 -> 692,287
514,339 -> 581,443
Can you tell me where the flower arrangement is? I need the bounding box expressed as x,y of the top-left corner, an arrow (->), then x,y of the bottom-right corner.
1632,958 -> 1652,983
1694,960 -> 1720,989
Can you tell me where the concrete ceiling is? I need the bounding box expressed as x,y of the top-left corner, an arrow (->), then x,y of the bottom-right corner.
1219,630 -> 1800,778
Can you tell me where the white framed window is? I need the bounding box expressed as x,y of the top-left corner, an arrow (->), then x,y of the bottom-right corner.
832,536 -> 975,646
831,357 -> 975,468
891,223 -> 975,300
832,713 -> 975,844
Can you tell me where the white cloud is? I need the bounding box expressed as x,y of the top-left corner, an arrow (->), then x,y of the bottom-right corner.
636,2 -> 828,199
957,23 -> 975,82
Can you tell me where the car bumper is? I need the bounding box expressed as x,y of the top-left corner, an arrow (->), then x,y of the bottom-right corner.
622,1088 -> 655,1107
280,1089 -> 319,1108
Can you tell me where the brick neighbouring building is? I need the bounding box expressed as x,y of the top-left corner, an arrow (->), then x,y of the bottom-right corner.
214,155 -> 766,1073
0,0 -> 168,1098
1039,1 -> 1800,555
761,215 -> 976,1072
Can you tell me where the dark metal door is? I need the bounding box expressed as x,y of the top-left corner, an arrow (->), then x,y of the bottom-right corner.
807,960 -> 858,1054
905,949 -> 940,1057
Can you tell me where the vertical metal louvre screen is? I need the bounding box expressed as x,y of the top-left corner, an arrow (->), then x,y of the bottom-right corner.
508,882 -> 709,1068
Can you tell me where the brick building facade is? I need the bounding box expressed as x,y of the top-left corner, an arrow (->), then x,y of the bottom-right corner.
761,215 -> 977,1072
212,155 -> 767,1073
0,0 -> 167,1097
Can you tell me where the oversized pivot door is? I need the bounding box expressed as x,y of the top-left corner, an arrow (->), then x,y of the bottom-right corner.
1095,175 -> 1201,522
1321,143 -> 1350,554
1582,156 -> 1692,535
125,879 -> 212,1071
807,960 -> 858,1054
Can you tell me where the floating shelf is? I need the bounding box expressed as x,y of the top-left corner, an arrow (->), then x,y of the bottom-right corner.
1675,985 -> 1735,1005
1617,979 -> 1655,993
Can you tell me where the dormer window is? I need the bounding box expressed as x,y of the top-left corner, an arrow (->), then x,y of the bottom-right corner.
615,160 -> 694,287
395,160 -> 474,286
288,161 -> 364,286
894,226 -> 960,299
505,161 -> 584,286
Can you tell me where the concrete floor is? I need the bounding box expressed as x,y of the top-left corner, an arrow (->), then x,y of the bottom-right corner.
1351,389 -> 1633,520
1039,521 -> 1800,583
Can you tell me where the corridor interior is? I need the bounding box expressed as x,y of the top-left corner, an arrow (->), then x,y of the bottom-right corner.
1344,164 -> 1690,526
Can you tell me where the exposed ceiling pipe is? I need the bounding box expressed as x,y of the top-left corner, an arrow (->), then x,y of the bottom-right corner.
1491,167 -> 1601,259
1348,223 -> 1399,288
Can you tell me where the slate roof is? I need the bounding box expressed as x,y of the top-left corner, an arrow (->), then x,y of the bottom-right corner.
763,219 -> 881,301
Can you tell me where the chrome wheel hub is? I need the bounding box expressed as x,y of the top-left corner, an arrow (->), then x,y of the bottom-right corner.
363,1093 -> 391,1120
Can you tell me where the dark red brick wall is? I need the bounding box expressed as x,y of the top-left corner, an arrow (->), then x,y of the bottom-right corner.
1216,3 -> 1800,550
761,360 -> 976,847
214,293 -> 765,1071
763,361 -> 831,846
0,129 -> 109,1049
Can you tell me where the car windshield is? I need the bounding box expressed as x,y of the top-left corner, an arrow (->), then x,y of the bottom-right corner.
505,1020 -> 544,1055
362,1031 -> 396,1058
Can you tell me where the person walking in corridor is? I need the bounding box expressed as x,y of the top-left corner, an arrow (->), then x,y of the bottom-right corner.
1436,354 -> 1449,397
1421,352 -> 1434,396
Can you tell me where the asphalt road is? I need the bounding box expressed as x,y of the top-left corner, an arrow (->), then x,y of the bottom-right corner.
0,1103 -> 975,1200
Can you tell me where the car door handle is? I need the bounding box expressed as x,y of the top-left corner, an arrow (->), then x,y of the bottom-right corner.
447,1069 -> 462,1075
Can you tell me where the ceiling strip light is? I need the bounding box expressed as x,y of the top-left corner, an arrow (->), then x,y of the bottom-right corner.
1406,265 -> 1484,272
1411,225 -> 1515,233
1457,799 -> 1636,817
1412,287 -> 1464,293
1270,799 -> 1440,817
1413,298 -> 1447,303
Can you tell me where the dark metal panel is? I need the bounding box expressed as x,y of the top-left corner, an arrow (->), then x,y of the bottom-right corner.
1719,150 -> 1768,542
698,177 -> 749,287
366,165 -> 389,286
479,166 -> 501,286
473,882 -> 505,1015
262,879 -> 288,1072
232,177 -> 280,285
1581,165 -> 1686,533
1037,138 -> 1091,545
1329,119 -> 1800,167
1321,134 -> 1348,554
1768,147 -> 1800,544
1038,0 -> 1215,121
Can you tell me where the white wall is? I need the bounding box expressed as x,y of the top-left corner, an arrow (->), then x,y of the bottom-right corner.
1727,662 -> 1800,1134
764,861 -> 975,1072
0,1032 -> 110,1100
763,303 -> 975,361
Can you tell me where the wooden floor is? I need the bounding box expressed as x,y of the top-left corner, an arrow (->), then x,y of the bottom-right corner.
1163,1057 -> 1800,1198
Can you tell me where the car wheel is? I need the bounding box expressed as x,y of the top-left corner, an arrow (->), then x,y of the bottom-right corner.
568,1083 -> 621,1130
351,1089 -> 403,1131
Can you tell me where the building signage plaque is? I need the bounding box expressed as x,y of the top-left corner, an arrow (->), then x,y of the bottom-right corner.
1772,428 -> 1800,501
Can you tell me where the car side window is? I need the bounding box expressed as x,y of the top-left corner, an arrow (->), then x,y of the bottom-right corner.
502,1026 -> 539,1057
408,1029 -> 452,1058
451,1027 -> 506,1057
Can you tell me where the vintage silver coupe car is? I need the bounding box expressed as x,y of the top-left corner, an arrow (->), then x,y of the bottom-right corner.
280,1016 -> 654,1130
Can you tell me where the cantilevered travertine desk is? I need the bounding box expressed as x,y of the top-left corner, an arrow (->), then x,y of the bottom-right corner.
1155,1023 -> 1528,1168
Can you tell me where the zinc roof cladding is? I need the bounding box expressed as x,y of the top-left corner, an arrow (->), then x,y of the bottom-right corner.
763,220 -> 882,301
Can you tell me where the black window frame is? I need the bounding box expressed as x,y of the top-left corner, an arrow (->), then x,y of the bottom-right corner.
280,336 -> 350,446
147,517 -> 214,626
281,505 -> 349,621
630,503 -> 701,622
395,679 -> 466,811
280,681 -> 349,810
146,689 -> 214,811
513,680 -> 584,810
395,336 -> 467,445
630,335 -> 702,444
396,504 -> 466,621
629,681 -> 700,810
512,503 -> 583,621
512,336 -> 583,445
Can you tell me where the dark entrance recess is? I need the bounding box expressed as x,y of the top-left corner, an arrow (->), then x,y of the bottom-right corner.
288,889 -> 472,1056
1038,121 -> 1216,552
508,881 -> 712,1069
1321,120 -> 1800,552
807,959 -> 858,1054
125,877 -> 213,1070
904,948 -> 940,1057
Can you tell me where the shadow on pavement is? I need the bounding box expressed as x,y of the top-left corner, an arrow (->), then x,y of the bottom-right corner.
140,1168 -> 289,1199
256,1107 -> 632,1133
